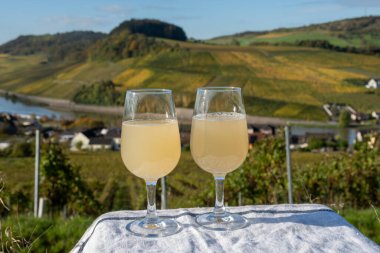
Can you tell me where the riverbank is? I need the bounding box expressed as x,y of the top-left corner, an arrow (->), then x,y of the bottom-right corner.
0,89 -> 336,126
0,90 -> 123,115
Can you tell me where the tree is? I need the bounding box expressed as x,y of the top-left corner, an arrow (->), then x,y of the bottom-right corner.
75,141 -> 83,150
40,143 -> 98,215
10,142 -> 33,157
308,137 -> 325,150
72,80 -> 122,106
339,110 -> 351,144
339,110 -> 351,128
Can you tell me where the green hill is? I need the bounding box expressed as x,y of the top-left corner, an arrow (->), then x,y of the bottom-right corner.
0,19 -> 186,62
88,19 -> 187,61
209,16 -> 380,49
0,18 -> 379,121
110,19 -> 187,41
0,31 -> 106,61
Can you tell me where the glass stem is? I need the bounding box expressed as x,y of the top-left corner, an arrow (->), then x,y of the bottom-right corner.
146,181 -> 159,223
214,176 -> 226,217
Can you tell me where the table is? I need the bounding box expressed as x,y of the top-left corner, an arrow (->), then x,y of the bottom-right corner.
71,204 -> 380,253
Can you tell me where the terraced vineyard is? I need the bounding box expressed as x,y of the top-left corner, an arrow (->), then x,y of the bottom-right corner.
1,41 -> 380,120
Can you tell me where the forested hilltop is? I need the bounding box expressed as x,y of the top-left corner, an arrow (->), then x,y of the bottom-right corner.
0,31 -> 106,61
0,19 -> 186,62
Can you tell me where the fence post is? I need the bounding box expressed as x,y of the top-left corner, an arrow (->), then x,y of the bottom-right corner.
34,129 -> 40,217
161,176 -> 167,209
38,197 -> 45,218
285,125 -> 293,204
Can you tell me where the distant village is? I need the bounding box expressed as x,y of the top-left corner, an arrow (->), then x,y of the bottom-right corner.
1,95 -> 379,154
0,78 -> 379,153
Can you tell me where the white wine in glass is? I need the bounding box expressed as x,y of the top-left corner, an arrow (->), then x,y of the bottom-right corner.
121,119 -> 180,181
191,87 -> 249,231
121,89 -> 181,237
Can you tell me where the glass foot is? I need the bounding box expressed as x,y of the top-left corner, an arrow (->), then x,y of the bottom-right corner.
196,212 -> 249,231
126,218 -> 181,238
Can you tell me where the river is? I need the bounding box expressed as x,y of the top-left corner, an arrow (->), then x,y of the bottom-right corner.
0,96 -> 74,119
0,93 -> 362,144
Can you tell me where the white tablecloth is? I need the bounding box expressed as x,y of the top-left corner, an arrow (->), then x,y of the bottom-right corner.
71,204 -> 380,253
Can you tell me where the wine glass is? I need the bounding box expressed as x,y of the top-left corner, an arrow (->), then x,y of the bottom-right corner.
190,87 -> 249,231
121,89 -> 181,237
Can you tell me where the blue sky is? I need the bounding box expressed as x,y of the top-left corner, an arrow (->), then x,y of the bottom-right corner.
1,0 -> 380,44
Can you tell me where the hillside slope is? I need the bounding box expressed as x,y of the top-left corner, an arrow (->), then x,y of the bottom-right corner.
0,19 -> 187,62
1,42 -> 380,121
0,17 -> 379,121
210,16 -> 380,48
0,31 -> 106,61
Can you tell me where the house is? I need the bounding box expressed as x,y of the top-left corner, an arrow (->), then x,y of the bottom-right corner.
323,104 -> 356,121
259,125 -> 276,135
0,113 -> 18,135
88,137 -> 114,151
70,129 -> 98,151
247,125 -> 276,147
0,142 -> 11,150
290,135 -> 307,145
104,128 -> 121,150
289,126 -> 338,150
365,78 -> 380,89
59,131 -> 75,143
372,112 -> 380,120
305,132 -> 335,143
351,112 -> 370,122
71,128 -> 116,151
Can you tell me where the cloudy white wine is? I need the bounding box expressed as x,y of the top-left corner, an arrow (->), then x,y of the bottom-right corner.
121,119 -> 181,182
190,112 -> 248,177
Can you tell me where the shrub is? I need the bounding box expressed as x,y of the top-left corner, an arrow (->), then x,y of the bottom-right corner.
72,80 -> 122,106
196,133 -> 380,208
10,142 -> 34,157
40,143 -> 99,215
308,137 -> 325,150
0,216 -> 92,253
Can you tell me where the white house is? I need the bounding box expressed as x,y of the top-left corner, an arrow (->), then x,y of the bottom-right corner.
71,129 -> 115,151
365,78 -> 380,89
71,132 -> 92,151
372,111 -> 380,120
0,142 -> 11,150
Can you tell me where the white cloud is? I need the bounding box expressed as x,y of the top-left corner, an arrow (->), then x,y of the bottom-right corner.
44,16 -> 109,29
337,0 -> 380,8
169,15 -> 202,21
300,2 -> 343,14
98,4 -> 129,15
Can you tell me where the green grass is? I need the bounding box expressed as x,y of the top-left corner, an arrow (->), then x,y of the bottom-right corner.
340,208 -> 380,245
1,215 -> 92,253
